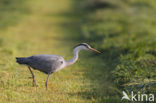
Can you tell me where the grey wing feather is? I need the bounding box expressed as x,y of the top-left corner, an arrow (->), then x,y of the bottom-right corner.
26,54 -> 64,74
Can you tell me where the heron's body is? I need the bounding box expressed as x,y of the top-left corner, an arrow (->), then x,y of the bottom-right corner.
16,54 -> 66,74
16,43 -> 100,90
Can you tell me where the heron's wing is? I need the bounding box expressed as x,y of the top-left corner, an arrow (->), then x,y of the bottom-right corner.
26,54 -> 64,74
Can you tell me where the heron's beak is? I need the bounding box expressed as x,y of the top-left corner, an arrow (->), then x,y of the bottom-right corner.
89,47 -> 101,54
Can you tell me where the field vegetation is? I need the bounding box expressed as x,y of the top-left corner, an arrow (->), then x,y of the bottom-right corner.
0,0 -> 155,103
74,0 -> 156,93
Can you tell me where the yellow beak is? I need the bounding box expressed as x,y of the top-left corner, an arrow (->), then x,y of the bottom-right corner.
89,48 -> 101,54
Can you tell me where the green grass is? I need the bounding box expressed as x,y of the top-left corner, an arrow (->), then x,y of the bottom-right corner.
0,0 -> 116,102
73,0 -> 156,99
0,0 -> 29,29
0,0 -> 155,102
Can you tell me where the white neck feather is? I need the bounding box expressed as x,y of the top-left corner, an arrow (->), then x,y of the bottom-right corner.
66,46 -> 82,67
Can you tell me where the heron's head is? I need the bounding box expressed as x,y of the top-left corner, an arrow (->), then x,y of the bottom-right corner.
74,43 -> 101,53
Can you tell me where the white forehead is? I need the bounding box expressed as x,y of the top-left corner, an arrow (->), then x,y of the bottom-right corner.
75,45 -> 89,51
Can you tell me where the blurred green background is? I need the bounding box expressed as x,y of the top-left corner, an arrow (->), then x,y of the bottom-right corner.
0,0 -> 155,102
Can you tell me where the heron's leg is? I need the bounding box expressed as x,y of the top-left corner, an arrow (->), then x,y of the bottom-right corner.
45,74 -> 50,90
28,66 -> 36,86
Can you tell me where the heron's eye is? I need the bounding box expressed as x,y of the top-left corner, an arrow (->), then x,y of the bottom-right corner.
85,45 -> 89,48
60,61 -> 63,64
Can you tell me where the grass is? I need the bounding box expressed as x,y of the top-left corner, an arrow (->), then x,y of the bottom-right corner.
0,0 -> 29,29
72,0 -> 156,101
0,0 -> 115,102
0,0 -> 155,103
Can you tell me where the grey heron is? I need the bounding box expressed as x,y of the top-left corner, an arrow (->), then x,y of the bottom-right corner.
16,43 -> 101,90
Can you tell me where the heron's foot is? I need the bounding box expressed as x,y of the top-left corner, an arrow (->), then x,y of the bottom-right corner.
32,79 -> 37,87
28,77 -> 33,79
33,83 -> 38,87
45,82 -> 48,90
45,85 -> 48,91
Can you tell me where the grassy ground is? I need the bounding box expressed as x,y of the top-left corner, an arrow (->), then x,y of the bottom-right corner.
1,0 -> 155,102
73,0 -> 156,99
0,0 -> 117,102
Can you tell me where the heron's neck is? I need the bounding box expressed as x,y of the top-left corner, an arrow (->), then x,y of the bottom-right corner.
66,48 -> 80,66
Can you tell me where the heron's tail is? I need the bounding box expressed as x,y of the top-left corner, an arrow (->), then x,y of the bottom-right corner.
16,57 -> 28,64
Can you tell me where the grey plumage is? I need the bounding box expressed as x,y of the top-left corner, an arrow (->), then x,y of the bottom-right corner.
16,54 -> 64,74
16,43 -> 100,90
